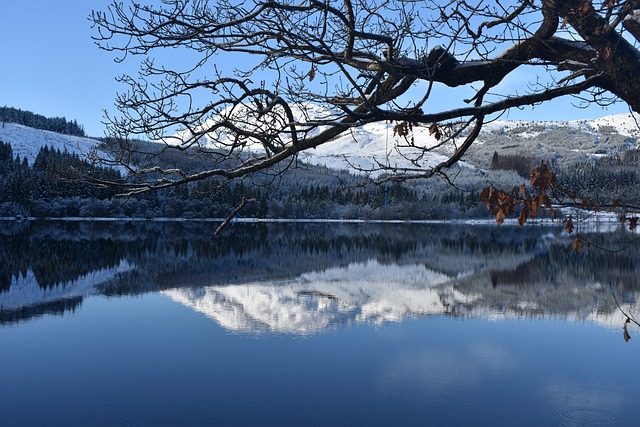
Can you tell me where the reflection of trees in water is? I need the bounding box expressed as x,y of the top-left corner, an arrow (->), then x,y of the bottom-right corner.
1,221 -> 523,293
447,230 -> 640,320
101,223 -> 438,295
2,221 -> 640,327
0,297 -> 83,324
4,221 -> 640,293
479,237 -> 640,291
549,242 -> 640,291
0,230 -> 125,290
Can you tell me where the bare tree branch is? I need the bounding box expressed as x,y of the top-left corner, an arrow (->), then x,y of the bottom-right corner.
89,0 -> 640,191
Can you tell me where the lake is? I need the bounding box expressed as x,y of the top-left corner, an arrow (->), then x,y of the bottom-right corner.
1,220 -> 639,426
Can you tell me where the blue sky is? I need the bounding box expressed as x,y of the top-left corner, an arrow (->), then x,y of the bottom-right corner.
0,2 -> 122,136
0,1 -> 632,138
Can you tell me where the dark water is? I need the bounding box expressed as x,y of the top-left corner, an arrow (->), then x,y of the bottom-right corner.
1,220 -> 639,426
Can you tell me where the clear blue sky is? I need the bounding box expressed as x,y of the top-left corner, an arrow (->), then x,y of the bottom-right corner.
0,1 -> 631,138
0,2 -> 123,137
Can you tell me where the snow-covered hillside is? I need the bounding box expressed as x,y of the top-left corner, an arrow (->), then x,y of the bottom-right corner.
464,112 -> 640,169
166,105 -> 640,174
297,120 -> 455,172
164,104 -> 458,173
0,123 -> 105,164
3,108 -> 639,175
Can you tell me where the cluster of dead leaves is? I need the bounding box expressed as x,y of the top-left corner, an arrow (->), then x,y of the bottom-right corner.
480,162 -> 640,252
619,214 -> 640,231
561,216 -> 589,251
428,123 -> 443,140
393,121 -> 413,139
480,162 -> 556,227
392,111 -> 440,143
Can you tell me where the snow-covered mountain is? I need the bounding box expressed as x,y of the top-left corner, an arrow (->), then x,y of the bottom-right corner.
3,108 -> 640,176
0,122 -> 105,164
467,113 -> 640,167
166,105 -> 640,173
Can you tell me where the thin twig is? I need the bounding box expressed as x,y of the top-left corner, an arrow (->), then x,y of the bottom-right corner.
611,286 -> 640,327
215,196 -> 257,236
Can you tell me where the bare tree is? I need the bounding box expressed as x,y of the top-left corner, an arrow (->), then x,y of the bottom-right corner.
90,0 -> 640,193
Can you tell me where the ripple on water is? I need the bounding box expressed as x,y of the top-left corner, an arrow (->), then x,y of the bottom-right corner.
283,396 -> 345,426
562,408 -> 617,424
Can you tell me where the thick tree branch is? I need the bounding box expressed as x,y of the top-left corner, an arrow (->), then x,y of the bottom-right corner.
91,0 -> 640,190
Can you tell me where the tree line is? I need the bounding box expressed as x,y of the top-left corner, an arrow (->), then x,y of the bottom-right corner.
4,130 -> 640,222
0,140 -> 121,217
0,135 -> 491,220
0,106 -> 86,137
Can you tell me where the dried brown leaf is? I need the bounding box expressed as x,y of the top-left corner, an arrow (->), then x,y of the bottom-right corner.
393,121 -> 410,138
572,236 -> 582,252
480,186 -> 491,201
518,210 -> 528,227
429,123 -> 442,140
624,322 -> 631,342
565,216 -> 574,234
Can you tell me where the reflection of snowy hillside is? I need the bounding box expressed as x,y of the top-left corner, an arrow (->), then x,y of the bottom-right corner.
0,260 -> 133,312
163,254 -> 639,335
163,260 -> 456,334
4,221 -> 640,332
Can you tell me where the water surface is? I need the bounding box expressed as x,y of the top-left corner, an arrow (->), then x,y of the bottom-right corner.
1,221 -> 639,426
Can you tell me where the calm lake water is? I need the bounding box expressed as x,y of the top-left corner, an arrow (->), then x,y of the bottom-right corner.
1,220 -> 640,426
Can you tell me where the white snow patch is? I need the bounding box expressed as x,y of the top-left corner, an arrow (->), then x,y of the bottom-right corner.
0,123 -> 109,165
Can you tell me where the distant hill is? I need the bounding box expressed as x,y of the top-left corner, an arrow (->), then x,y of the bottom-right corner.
465,113 -> 640,169
1,105 -> 639,220
299,112 -> 640,173
164,104 -> 640,175
0,122 -> 105,165
4,104 -> 639,177
0,106 -> 85,137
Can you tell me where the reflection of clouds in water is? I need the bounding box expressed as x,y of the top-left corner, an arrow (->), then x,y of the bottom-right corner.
376,342 -> 518,402
539,378 -> 625,422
